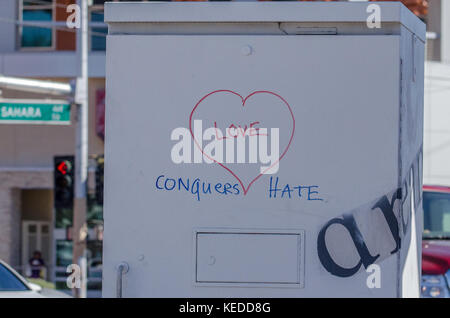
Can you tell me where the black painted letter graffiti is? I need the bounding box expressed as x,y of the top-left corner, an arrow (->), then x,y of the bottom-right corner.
372,189 -> 402,254
317,214 -> 380,278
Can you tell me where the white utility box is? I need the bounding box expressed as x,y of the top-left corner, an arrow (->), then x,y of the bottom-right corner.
103,2 -> 425,297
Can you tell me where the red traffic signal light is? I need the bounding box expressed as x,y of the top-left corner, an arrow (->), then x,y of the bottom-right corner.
57,161 -> 71,175
54,156 -> 75,209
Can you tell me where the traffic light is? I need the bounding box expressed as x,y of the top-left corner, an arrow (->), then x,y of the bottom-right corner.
96,156 -> 104,205
54,156 -> 75,209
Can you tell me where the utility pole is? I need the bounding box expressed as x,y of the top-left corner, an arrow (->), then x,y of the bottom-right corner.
72,0 -> 89,298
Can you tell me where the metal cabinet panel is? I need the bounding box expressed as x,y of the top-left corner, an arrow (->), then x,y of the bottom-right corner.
196,231 -> 304,286
104,34 -> 404,297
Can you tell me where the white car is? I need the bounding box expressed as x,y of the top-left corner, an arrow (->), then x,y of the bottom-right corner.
0,259 -> 44,298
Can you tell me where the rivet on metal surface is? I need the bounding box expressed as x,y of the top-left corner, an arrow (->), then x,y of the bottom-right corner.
241,45 -> 253,56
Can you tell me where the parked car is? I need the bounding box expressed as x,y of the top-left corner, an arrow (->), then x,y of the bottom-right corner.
0,259 -> 44,298
422,185 -> 450,298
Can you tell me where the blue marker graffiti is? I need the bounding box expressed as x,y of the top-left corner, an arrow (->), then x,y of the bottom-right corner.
268,176 -> 323,201
155,175 -> 323,202
156,175 -> 240,201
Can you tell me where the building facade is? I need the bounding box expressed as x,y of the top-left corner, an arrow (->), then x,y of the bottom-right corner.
422,1 -> 450,187
0,0 -> 109,290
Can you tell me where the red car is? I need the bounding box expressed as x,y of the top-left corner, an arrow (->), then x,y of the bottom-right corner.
422,185 -> 450,298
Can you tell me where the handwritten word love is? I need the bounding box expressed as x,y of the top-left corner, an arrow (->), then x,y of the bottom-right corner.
171,120 -> 280,174
213,121 -> 268,140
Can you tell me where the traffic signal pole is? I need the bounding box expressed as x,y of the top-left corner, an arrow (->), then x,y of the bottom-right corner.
72,0 -> 89,298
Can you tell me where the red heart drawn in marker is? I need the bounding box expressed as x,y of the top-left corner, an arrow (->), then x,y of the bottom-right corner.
189,90 -> 295,195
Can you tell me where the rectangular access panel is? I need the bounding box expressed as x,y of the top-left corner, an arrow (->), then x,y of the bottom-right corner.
195,230 -> 304,286
104,2 -> 425,298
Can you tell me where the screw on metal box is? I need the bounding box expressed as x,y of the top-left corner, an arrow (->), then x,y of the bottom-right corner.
241,45 -> 253,56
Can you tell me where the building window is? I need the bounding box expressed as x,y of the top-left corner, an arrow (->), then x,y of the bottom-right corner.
18,0 -> 164,52
19,0 -> 77,51
20,0 -> 55,49
90,4 -> 107,52
89,1 -> 152,52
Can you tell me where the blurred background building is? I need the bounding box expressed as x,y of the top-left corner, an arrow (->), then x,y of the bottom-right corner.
0,0 -> 448,297
0,0 -> 107,296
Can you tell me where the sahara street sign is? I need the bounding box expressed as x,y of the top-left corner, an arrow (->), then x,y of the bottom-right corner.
0,99 -> 71,125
